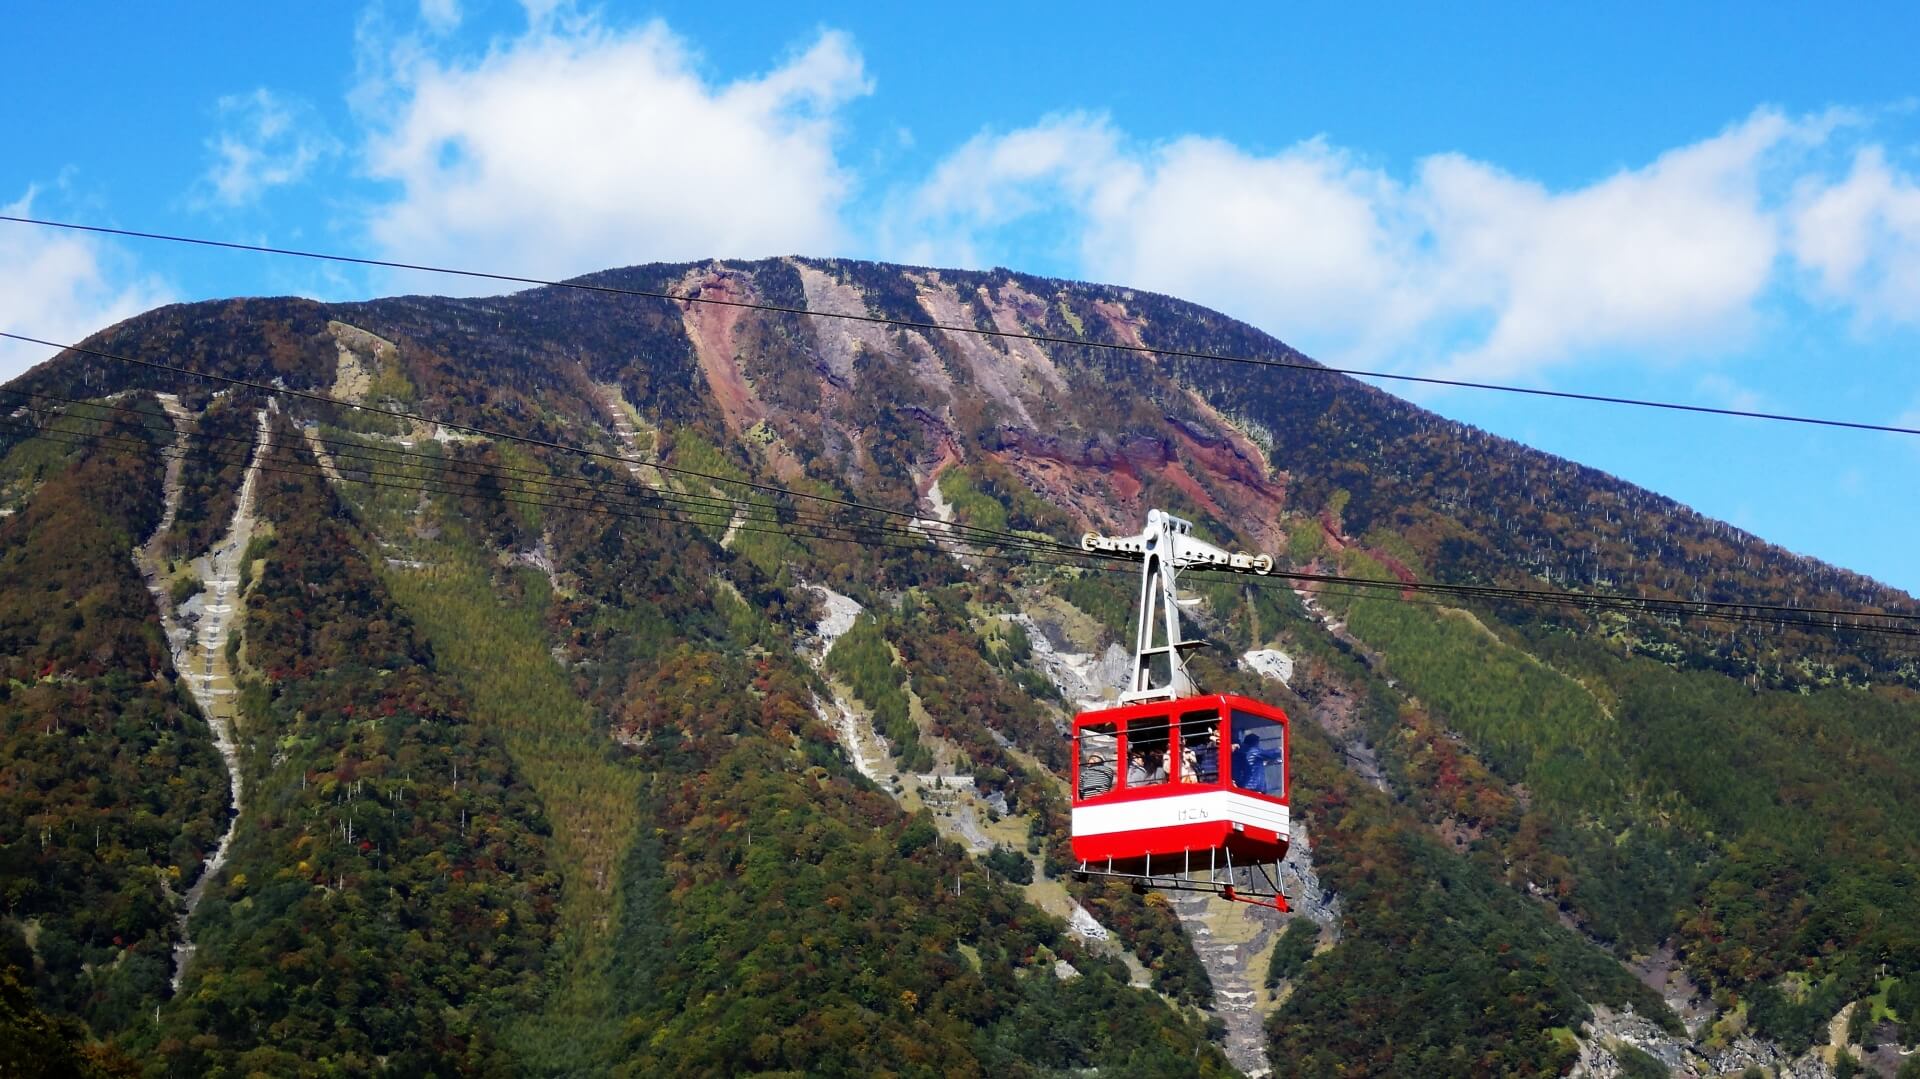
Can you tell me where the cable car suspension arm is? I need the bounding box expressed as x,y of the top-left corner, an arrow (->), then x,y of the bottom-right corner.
1080,509 -> 1272,704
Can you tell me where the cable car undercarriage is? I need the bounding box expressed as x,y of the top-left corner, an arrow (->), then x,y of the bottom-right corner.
1077,846 -> 1292,911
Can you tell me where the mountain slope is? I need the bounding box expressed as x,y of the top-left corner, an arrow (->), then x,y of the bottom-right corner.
2,257 -> 1916,1075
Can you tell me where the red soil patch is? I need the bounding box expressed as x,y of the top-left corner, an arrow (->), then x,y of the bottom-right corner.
924,435 -> 962,495
1156,460 -> 1226,519
1318,512 -> 1349,552
1371,551 -> 1420,587
1089,300 -> 1149,350
678,269 -> 764,434
1165,415 -> 1283,502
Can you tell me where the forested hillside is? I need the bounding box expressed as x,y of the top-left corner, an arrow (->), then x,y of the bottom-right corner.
2,256 -> 1916,1076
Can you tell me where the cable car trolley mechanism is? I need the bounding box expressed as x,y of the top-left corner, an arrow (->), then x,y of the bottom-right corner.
1070,510 -> 1292,910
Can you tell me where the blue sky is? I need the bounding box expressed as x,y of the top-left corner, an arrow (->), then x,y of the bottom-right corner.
3,3 -> 1917,596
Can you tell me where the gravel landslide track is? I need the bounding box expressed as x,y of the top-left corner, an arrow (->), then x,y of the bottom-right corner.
136,397 -> 272,992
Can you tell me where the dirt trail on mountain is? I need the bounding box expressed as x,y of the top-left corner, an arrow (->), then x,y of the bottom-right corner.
1179,658 -> 1344,1077
1442,606 -> 1619,721
136,399 -> 272,992
592,380 -> 747,547
1170,892 -> 1284,1076
300,424 -> 343,485
142,394 -> 194,537
908,470 -> 971,564
593,383 -> 666,487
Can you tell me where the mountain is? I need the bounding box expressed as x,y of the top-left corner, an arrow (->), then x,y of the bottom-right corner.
2,257 -> 1916,1077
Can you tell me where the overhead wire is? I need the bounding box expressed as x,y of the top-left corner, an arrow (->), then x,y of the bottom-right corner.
1195,568 -> 1920,639
1189,576 -> 1920,640
0,333 -> 1085,558
11,381 -> 1917,635
7,395 -> 1917,641
1,215 -> 1916,437
0,407 -> 1089,569
1196,563 -> 1920,627
0,424 -> 1016,566
17,409 -> 1904,641
1214,576 -> 1916,636
0,385 -> 1081,560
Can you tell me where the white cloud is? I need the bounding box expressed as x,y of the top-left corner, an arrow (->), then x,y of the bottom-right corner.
0,189 -> 172,384
892,110 -> 1815,381
1789,146 -> 1920,325
201,89 -> 340,206
357,18 -> 870,288
911,114 -> 1122,226
1084,132 -> 1419,362
1692,372 -> 1766,414
419,0 -> 460,34
1414,114 -> 1786,378
887,113 -> 1127,269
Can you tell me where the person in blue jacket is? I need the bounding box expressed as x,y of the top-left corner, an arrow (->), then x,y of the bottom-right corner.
1232,732 -> 1282,794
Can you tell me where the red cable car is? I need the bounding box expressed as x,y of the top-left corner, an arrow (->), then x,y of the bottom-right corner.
1071,510 -> 1292,909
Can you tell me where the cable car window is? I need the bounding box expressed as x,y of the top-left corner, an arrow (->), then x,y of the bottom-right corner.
1123,713 -> 1172,788
1177,709 -> 1221,784
1229,710 -> 1285,797
1078,723 -> 1117,798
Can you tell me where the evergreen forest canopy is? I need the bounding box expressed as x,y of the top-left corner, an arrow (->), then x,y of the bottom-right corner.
0,255 -> 1916,1077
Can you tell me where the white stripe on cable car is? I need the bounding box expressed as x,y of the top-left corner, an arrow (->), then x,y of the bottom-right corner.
1073,791 -> 1290,837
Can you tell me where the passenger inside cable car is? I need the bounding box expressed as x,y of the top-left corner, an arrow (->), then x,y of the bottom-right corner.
1230,711 -> 1285,795
1073,701 -> 1286,799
